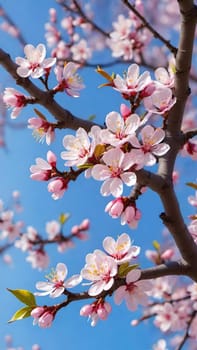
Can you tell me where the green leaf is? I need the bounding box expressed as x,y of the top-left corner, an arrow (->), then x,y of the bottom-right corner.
88,114 -> 96,121
8,306 -> 34,323
118,263 -> 139,277
152,240 -> 160,251
186,182 -> 197,190
58,213 -> 70,225
7,289 -> 36,306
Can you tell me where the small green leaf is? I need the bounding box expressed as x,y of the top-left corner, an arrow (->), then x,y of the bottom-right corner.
186,182 -> 197,190
7,289 -> 36,306
152,240 -> 160,251
58,213 -> 70,225
118,263 -> 139,277
88,114 -> 96,121
8,306 -> 34,323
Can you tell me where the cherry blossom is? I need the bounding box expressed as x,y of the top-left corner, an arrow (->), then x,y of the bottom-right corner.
46,220 -> 61,240
120,204 -> 142,229
153,303 -> 183,332
103,233 -> 140,264
153,339 -> 168,350
61,127 -> 91,167
114,269 -> 151,311
81,249 -> 118,296
100,110 -> 141,146
30,150 -> 57,181
143,87 -> 176,115
54,62 -> 85,97
15,226 -> 38,252
70,39 -> 92,62
80,300 -> 112,327
3,87 -> 29,118
91,148 -> 140,197
26,250 -> 50,270
15,43 -> 56,78
28,117 -> 55,145
113,63 -> 152,98
35,263 -> 82,298
188,191 -> 197,207
130,125 -> 170,166
105,197 -> 125,218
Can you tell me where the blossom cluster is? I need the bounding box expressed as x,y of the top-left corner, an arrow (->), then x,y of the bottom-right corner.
30,233 -> 151,328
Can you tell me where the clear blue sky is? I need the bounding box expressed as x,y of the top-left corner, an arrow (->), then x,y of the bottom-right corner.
0,1 -> 196,350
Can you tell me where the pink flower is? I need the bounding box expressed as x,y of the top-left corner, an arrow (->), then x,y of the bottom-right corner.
30,150 -> 56,181
143,87 -> 176,115
80,300 -> 112,327
54,62 -> 85,97
35,262 -> 82,298
3,87 -> 28,118
114,269 -> 151,311
61,127 -> 91,167
153,303 -> 181,332
188,191 -> 197,207
153,339 -> 168,350
15,43 -> 56,78
130,125 -> 170,166
81,250 -> 118,296
46,220 -> 60,240
70,39 -> 92,62
28,117 -> 55,145
26,250 -> 50,270
47,177 -> 68,200
103,233 -> 140,264
113,63 -> 152,98
91,148 -> 138,197
100,110 -> 140,146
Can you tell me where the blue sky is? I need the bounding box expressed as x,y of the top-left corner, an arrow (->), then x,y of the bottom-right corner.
0,1 -> 196,349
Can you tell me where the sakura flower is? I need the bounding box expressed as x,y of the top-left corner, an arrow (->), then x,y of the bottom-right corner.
15,43 -> 56,78
153,303 -> 181,332
100,111 -> 140,146
47,177 -> 68,200
30,150 -> 57,181
103,233 -> 140,264
35,262 -> 82,298
153,339 -> 168,350
26,249 -> 50,270
15,226 -> 38,252
143,87 -> 176,115
70,39 -> 92,62
188,191 -> 197,207
61,127 -> 91,167
154,60 -> 175,88
130,125 -> 170,166
46,220 -> 60,240
81,249 -> 118,296
188,219 -> 197,242
28,117 -> 55,145
80,300 -> 112,327
91,148 -> 139,197
3,87 -> 29,118
114,269 -> 151,311
54,62 -> 85,97
189,314 -> 197,338
113,63 -> 152,98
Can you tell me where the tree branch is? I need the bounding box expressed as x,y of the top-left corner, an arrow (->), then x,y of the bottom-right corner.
0,48 -> 100,132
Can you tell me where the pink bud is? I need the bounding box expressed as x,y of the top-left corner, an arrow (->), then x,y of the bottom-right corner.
31,307 -> 45,319
161,248 -> 174,260
38,311 -> 54,328
79,218 -> 90,230
80,304 -> 93,316
47,150 -> 57,167
120,103 -> 131,120
105,198 -> 124,218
